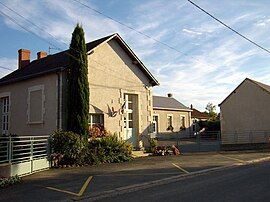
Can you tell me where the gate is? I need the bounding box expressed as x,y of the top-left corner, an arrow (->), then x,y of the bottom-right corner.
0,135 -> 51,176
156,131 -> 221,153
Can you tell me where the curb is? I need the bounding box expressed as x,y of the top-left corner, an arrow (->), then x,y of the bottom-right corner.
73,156 -> 270,201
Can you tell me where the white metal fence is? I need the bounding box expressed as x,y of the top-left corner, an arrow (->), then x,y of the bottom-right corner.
0,135 -> 50,176
222,130 -> 270,145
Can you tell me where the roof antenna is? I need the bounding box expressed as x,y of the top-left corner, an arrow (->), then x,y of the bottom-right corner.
48,46 -> 59,55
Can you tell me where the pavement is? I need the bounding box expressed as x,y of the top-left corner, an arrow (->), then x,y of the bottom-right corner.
0,151 -> 270,201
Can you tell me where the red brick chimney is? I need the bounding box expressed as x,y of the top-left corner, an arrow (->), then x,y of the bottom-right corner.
18,49 -> 30,69
37,51 -> 47,59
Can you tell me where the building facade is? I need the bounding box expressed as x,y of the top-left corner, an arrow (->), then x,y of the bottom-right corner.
0,34 -> 159,148
152,94 -> 192,138
219,78 -> 270,145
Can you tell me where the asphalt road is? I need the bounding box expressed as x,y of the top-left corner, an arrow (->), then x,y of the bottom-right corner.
1,152 -> 270,202
99,161 -> 270,202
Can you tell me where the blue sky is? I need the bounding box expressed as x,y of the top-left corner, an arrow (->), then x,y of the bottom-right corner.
1,0 -> 270,111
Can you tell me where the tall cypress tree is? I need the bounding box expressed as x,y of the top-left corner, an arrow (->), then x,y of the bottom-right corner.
67,24 -> 89,136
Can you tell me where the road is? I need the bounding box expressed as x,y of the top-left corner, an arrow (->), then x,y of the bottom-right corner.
1,152 -> 270,202
98,161 -> 270,202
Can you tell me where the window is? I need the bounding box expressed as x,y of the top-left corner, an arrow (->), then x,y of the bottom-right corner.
27,85 -> 45,124
1,96 -> 9,135
89,113 -> 104,127
167,115 -> 173,127
152,115 -> 159,133
180,116 -> 186,128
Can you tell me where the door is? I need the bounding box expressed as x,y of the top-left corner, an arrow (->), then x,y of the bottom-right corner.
123,94 -> 136,145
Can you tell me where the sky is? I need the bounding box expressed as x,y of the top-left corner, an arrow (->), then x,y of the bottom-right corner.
1,0 -> 270,111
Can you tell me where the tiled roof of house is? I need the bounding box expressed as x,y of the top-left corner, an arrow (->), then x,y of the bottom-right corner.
191,108 -> 209,119
0,33 -> 159,86
153,96 -> 190,111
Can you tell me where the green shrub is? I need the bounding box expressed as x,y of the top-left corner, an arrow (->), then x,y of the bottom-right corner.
51,130 -> 86,166
51,131 -> 133,166
148,138 -> 158,153
85,134 -> 133,164
198,120 -> 220,131
0,175 -> 21,188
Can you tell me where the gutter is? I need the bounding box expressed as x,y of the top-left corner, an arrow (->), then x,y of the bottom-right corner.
0,66 -> 67,86
56,70 -> 64,130
153,107 -> 193,112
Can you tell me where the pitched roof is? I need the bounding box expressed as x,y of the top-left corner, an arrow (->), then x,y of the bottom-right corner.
0,33 -> 159,86
191,108 -> 208,119
153,96 -> 191,111
250,78 -> 270,93
219,78 -> 270,106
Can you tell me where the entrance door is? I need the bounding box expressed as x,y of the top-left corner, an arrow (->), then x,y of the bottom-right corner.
123,94 -> 136,145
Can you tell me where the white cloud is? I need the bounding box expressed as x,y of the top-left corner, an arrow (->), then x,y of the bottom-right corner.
182,28 -> 202,36
255,17 -> 270,27
0,0 -> 270,112
0,57 -> 17,78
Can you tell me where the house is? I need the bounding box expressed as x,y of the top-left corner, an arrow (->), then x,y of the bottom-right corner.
152,94 -> 192,138
219,78 -> 270,145
190,104 -> 209,134
0,33 -> 159,148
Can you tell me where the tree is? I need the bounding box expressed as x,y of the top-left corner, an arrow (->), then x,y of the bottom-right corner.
205,102 -> 217,121
67,24 -> 89,136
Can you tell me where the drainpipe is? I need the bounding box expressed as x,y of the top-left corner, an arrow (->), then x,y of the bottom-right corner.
56,71 -> 62,130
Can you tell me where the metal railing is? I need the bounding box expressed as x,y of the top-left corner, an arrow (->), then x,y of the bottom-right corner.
222,130 -> 270,144
153,131 -> 221,152
0,135 -> 50,164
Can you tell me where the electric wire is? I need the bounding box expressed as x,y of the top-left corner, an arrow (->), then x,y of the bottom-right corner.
187,0 -> 270,54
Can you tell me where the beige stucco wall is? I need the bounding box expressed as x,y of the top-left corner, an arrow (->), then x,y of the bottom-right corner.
153,108 -> 192,137
220,79 -> 270,144
88,39 -> 153,147
0,38 -> 155,147
0,73 -> 58,136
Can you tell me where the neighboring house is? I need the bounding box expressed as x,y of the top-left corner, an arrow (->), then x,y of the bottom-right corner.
219,78 -> 270,145
152,94 -> 192,138
0,33 -> 159,148
190,104 -> 209,134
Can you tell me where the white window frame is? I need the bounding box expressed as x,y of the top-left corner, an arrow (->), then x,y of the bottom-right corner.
180,115 -> 186,128
27,85 -> 45,124
0,92 -> 10,135
153,114 -> 159,134
167,114 -> 173,128
89,113 -> 104,127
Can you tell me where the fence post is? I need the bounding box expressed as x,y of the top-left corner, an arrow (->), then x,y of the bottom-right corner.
197,132 -> 200,152
234,131 -> 238,144
8,136 -> 12,164
30,137 -> 33,173
218,131 -> 221,150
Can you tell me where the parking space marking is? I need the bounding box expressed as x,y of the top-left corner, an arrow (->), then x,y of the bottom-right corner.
172,163 -> 190,174
219,154 -> 246,163
45,176 -> 93,197
45,186 -> 79,196
78,176 -> 93,196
